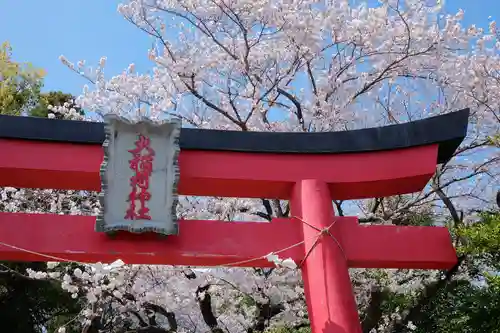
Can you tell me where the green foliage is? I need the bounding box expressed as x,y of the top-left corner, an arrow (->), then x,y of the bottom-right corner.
0,262 -> 81,333
380,291 -> 415,314
0,41 -> 45,115
457,212 -> 500,269
412,279 -> 500,333
240,294 -> 257,307
0,42 -> 81,119
487,133 -> 500,147
29,91 -> 83,119
356,211 -> 500,333
405,212 -> 500,332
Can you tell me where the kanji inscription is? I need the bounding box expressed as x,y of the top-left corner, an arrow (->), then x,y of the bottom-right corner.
96,115 -> 181,235
124,134 -> 155,221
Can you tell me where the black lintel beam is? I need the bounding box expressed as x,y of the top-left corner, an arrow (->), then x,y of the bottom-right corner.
0,109 -> 469,164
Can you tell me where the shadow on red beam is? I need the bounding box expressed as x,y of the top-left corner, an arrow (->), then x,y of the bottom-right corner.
0,139 -> 438,200
0,213 -> 457,269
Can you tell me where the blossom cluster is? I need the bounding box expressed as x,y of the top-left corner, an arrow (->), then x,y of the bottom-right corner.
29,260 -> 307,332
47,101 -> 85,120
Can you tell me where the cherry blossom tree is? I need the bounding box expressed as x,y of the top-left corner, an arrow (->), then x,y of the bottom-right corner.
3,0 -> 500,332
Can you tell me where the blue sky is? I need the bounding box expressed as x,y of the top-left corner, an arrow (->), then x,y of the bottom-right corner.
0,0 -> 499,97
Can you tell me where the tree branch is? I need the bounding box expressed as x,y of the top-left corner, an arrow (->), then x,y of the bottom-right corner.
334,200 -> 345,216
196,285 -> 223,333
182,74 -> 245,129
143,302 -> 177,331
277,87 -> 304,129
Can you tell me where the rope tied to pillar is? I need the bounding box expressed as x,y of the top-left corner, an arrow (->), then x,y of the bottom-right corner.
291,216 -> 347,268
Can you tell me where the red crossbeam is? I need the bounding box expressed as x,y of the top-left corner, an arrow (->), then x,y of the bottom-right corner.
0,139 -> 438,200
0,213 -> 457,269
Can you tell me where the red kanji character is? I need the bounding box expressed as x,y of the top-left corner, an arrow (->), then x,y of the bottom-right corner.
124,134 -> 155,221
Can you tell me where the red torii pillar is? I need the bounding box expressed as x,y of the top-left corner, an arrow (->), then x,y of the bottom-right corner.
0,110 -> 469,332
292,179 -> 361,333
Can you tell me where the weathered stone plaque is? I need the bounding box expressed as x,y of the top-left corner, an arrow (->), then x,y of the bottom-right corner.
96,114 -> 181,235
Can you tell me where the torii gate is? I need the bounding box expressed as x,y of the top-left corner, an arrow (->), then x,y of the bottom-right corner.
0,109 -> 469,333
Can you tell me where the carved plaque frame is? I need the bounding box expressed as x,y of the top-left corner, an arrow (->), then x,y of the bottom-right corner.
96,114 -> 181,235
